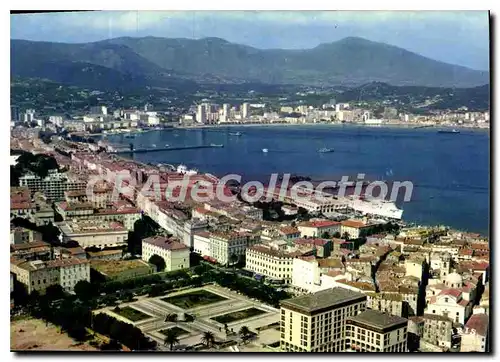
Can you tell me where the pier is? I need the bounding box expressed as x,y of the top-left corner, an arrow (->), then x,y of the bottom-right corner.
111,145 -> 223,154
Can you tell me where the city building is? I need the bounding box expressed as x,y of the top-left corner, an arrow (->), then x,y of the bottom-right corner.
297,220 -> 341,238
196,104 -> 207,124
340,220 -> 375,239
420,314 -> 453,350
242,102 -> 250,118
19,170 -> 87,201
345,310 -> 408,352
460,313 -> 489,352
58,219 -> 128,248
11,256 -> 90,294
10,241 -> 52,261
23,109 -> 36,123
10,226 -> 42,245
11,105 -> 20,122
245,244 -> 295,284
90,106 -> 108,115
142,236 -> 190,272
279,288 -> 367,352
208,231 -> 260,266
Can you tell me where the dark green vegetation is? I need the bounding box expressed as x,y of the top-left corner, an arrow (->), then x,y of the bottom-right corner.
161,290 -> 227,309
11,262 -> 290,350
10,151 -> 59,186
12,285 -> 156,350
92,313 -> 157,350
158,326 -> 189,337
11,36 -> 488,88
212,308 -> 266,324
113,306 -> 151,322
336,82 -> 490,112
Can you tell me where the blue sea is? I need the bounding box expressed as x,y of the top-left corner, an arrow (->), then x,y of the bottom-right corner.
103,125 -> 490,235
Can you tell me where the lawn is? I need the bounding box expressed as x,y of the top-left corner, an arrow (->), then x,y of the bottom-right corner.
158,326 -> 190,337
211,308 -> 266,324
161,290 -> 227,309
114,306 -> 151,322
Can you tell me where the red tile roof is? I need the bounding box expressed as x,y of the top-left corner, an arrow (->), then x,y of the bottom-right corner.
438,288 -> 462,299
142,236 -> 188,251
465,313 -> 489,336
341,220 -> 367,228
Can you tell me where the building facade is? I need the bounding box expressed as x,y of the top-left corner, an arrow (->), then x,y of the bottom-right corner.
345,310 -> 408,352
280,288 -> 367,352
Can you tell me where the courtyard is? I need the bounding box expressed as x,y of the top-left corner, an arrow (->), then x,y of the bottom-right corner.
161,290 -> 227,309
93,284 -> 280,351
211,308 -> 267,324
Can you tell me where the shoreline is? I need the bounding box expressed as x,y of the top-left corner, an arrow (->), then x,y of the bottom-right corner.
113,151 -> 488,237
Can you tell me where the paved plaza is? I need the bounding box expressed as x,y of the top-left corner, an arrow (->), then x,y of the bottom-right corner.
94,284 -> 281,351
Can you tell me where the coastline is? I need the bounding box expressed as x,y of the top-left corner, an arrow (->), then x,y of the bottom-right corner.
173,122 -> 490,132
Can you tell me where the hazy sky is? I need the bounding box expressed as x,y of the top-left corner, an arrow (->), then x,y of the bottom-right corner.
10,11 -> 490,70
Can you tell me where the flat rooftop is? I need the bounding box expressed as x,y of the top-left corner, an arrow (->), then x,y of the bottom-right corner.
280,288 -> 366,315
347,310 -> 407,332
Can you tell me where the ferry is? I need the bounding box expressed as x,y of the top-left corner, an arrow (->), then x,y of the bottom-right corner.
262,148 -> 269,153
319,148 -> 334,153
347,196 -> 403,220
229,132 -> 242,136
152,144 -> 157,148
210,143 -> 224,148
437,129 -> 460,134
177,164 -> 198,175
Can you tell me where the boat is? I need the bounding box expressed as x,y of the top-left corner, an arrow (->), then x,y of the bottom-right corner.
124,134 -> 135,139
152,144 -> 157,148
319,148 -> 334,153
229,132 -> 242,136
262,148 -> 269,153
165,144 -> 169,147
438,129 -> 460,134
210,143 -> 224,147
347,196 -> 403,220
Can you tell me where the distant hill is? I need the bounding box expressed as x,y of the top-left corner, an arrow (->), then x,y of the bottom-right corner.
11,36 -> 489,88
337,82 -> 490,111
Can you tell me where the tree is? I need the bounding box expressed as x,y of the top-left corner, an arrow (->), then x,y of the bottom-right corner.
165,313 -> 178,323
201,331 -> 215,348
239,326 -> 251,343
321,231 -> 330,239
74,280 -> 94,300
163,329 -> 180,351
44,284 -> 65,301
229,253 -> 239,267
148,254 -> 166,272
332,232 -> 341,238
342,232 -> 350,241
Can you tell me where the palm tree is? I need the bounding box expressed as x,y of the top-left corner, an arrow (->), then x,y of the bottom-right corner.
239,326 -> 251,344
163,330 -> 180,351
201,331 -> 215,348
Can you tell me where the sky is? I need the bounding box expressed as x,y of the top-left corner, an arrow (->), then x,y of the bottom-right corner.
10,11 -> 490,71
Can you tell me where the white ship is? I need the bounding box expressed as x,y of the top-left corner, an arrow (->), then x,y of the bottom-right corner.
262,148 -> 269,153
348,197 -> 403,220
176,164 -> 198,175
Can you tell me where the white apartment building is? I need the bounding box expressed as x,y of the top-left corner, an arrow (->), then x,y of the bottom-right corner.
341,220 -> 374,239
460,313 -> 489,352
280,288 -> 367,352
209,231 -> 260,266
142,236 -> 190,272
58,219 -> 128,248
193,231 -> 211,256
297,220 -> 341,238
11,257 -> 90,294
291,257 -> 347,294
245,244 -> 295,284
345,310 -> 408,352
19,170 -> 86,201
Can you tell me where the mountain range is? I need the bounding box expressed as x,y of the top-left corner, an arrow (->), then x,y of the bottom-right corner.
10,36 -> 489,89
